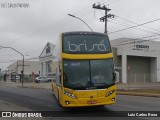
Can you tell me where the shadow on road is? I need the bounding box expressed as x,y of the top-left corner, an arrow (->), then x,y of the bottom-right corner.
48,106 -> 126,117
63,105 -> 107,112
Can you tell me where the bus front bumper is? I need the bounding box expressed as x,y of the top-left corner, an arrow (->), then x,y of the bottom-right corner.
61,94 -> 116,107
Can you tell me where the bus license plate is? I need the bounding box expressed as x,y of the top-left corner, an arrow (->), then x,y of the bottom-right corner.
87,100 -> 97,104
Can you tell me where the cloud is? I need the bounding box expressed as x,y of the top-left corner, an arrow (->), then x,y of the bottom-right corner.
1,0 -> 160,70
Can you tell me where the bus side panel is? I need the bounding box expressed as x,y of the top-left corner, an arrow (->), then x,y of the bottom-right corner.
52,82 -> 58,100
57,86 -> 63,106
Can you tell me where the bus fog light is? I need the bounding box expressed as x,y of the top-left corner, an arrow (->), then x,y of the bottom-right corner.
65,101 -> 70,105
112,98 -> 115,101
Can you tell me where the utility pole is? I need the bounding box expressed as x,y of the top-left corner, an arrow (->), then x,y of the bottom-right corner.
93,3 -> 114,33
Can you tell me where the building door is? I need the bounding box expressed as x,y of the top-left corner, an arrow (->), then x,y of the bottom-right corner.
127,56 -> 151,83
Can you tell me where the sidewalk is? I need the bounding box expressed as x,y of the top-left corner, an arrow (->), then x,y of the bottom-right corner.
116,82 -> 160,90
0,81 -> 52,90
116,82 -> 160,97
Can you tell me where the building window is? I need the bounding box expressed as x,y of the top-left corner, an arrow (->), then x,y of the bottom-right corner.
47,61 -> 52,73
46,43 -> 51,54
41,62 -> 43,75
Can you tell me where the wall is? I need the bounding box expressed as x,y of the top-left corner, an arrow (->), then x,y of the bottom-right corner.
157,57 -> 160,82
111,38 -> 160,83
150,57 -> 157,82
127,56 -> 150,83
8,60 -> 40,75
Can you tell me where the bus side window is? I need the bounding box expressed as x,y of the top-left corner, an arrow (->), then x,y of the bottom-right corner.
59,62 -> 62,84
59,64 -> 61,84
115,71 -> 119,83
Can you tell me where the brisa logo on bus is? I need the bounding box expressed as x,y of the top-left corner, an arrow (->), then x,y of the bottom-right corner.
68,40 -> 107,52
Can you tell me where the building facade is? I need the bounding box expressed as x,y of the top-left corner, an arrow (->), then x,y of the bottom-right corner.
7,60 -> 40,76
39,42 -> 55,77
111,38 -> 160,83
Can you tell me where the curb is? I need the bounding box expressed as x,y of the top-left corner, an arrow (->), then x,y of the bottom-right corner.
16,85 -> 51,90
117,91 -> 160,98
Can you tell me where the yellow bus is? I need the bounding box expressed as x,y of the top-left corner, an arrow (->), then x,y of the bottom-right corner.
52,31 -> 116,107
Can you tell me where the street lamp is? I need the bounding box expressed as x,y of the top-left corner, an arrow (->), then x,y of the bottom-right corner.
68,14 -> 93,32
0,46 -> 24,87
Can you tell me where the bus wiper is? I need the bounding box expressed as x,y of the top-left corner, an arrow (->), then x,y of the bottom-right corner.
66,83 -> 85,88
93,83 -> 114,88
73,83 -> 85,87
65,83 -> 86,90
93,83 -> 108,86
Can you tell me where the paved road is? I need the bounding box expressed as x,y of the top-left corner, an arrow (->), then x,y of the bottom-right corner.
0,86 -> 159,120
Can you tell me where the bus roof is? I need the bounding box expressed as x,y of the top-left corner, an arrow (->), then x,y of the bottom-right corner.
62,31 -> 108,36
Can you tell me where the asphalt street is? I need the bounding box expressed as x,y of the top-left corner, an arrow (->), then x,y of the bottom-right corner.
0,86 -> 160,120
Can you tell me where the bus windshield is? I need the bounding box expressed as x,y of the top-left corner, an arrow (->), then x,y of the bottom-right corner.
63,34 -> 111,54
63,59 -> 115,90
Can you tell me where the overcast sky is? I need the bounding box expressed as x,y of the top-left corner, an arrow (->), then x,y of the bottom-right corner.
1,0 -> 160,70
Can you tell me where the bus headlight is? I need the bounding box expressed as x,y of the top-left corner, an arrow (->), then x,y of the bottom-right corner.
64,90 -> 77,99
105,90 -> 115,97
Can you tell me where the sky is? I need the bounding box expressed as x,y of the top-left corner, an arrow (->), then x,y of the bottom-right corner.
1,0 -> 160,70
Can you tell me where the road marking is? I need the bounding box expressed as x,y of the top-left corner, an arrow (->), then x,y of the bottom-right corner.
114,104 -> 138,109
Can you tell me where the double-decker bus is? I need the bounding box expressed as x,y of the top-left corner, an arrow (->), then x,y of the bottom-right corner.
52,31 -> 116,107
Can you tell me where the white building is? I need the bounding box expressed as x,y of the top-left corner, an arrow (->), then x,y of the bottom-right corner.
7,60 -> 40,76
111,38 -> 160,83
39,42 -> 55,77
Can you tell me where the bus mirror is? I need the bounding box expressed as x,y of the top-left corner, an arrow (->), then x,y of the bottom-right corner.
113,73 -> 116,82
115,71 -> 119,83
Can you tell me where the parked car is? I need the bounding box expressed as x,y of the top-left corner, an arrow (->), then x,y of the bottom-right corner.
46,76 -> 55,81
9,75 -> 20,80
35,76 -> 50,83
15,75 -> 20,80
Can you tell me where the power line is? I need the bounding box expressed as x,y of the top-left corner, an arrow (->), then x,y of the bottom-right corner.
108,17 -> 160,36
111,34 -> 160,46
25,57 -> 39,61
20,10 -> 93,38
0,56 -> 39,64
114,16 -> 160,37
117,16 -> 160,33
97,8 -> 160,37
2,3 -> 95,46
108,18 -> 160,34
